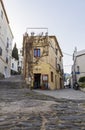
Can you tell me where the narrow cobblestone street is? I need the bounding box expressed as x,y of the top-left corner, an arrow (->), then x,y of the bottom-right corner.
0,76 -> 85,130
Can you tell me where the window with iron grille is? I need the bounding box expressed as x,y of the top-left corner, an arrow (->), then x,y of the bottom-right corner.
0,47 -> 2,56
6,38 -> 9,48
60,56 -> 61,61
34,49 -> 40,57
12,63 -> 14,68
6,57 -> 8,64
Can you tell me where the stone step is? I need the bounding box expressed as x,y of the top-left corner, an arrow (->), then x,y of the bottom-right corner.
0,81 -> 26,89
0,75 -> 27,89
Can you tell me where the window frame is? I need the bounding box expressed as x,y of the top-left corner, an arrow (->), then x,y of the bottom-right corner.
34,48 -> 40,57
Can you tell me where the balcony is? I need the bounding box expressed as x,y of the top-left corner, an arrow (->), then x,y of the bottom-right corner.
56,64 -> 63,74
56,64 -> 60,72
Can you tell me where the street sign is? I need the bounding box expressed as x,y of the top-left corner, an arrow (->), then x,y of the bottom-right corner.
75,72 -> 80,74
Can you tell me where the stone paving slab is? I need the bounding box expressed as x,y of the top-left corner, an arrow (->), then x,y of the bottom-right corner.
34,88 -> 85,100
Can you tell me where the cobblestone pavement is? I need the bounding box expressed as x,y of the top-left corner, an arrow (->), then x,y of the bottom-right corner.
0,88 -> 85,130
0,76 -> 85,130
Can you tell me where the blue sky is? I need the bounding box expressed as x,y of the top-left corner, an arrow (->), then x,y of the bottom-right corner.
4,0 -> 85,73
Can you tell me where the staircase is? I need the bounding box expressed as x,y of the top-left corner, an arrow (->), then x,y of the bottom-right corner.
0,75 -> 27,89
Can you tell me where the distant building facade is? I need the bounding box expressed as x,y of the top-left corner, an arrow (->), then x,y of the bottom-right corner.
72,48 -> 85,84
23,33 -> 64,90
0,0 -> 13,78
11,48 -> 23,75
11,57 -> 18,75
18,48 -> 23,74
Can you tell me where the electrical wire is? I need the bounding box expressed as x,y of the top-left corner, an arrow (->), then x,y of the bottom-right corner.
63,52 -> 72,56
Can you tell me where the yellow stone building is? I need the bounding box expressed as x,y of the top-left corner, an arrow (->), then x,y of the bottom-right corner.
23,33 -> 64,90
